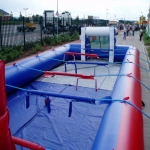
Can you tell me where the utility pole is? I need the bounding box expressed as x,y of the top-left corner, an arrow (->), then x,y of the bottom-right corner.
56,0 -> 59,36
23,8 -> 28,17
106,9 -> 108,20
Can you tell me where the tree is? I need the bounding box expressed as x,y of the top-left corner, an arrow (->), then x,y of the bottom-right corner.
32,15 -> 36,22
0,11 -> 2,17
10,11 -> 13,21
32,14 -> 39,23
74,16 -> 79,25
18,12 -> 23,21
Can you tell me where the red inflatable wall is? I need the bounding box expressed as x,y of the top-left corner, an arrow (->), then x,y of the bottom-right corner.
116,49 -> 144,150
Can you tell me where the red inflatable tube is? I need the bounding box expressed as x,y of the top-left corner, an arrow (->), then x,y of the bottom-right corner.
12,136 -> 45,150
64,52 -> 99,61
0,60 -> 13,150
0,60 -> 7,116
116,49 -> 144,150
65,52 -> 99,58
43,71 -> 94,79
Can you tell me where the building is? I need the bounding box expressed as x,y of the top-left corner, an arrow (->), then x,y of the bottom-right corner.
0,9 -> 10,20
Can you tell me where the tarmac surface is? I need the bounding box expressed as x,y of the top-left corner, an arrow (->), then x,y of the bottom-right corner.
117,30 -> 150,150
37,59 -> 121,91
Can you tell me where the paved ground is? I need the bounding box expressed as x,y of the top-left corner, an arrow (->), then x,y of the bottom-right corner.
116,30 -> 150,150
37,61 -> 121,91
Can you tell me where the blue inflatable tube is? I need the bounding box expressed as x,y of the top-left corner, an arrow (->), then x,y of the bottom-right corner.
6,45 -> 71,94
6,43 -> 128,95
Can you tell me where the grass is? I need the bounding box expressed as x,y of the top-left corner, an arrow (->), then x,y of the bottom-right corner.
143,29 -> 150,56
143,30 -> 150,45
147,47 -> 150,56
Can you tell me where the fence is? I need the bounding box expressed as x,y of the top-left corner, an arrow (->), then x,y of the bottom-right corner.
0,16 -> 109,49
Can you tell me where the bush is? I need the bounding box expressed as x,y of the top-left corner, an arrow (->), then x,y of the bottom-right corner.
0,31 -> 79,63
56,35 -> 62,44
43,36 -> 51,45
70,31 -> 79,41
0,47 -> 20,62
146,47 -> 150,56
32,43 -> 42,53
143,29 -> 150,45
50,35 -> 57,46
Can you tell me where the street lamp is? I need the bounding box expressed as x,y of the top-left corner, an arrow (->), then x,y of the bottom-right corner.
106,9 -> 108,20
56,0 -> 59,36
23,8 -> 28,17
122,15 -> 125,24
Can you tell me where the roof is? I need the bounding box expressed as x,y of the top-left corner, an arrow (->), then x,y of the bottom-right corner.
0,9 -> 10,15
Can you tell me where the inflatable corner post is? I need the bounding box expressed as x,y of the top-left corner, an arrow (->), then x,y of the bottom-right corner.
0,60 -> 15,150
0,60 -> 45,150
81,27 -> 86,61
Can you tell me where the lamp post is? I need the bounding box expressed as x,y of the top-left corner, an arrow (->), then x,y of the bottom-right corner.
122,15 -> 125,24
56,0 -> 59,36
23,8 -> 28,17
106,9 -> 108,20
140,12 -> 143,25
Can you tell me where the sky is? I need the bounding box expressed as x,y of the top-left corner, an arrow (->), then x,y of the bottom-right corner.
1,0 -> 150,21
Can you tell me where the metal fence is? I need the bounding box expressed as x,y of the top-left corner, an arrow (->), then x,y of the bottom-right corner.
0,16 -> 109,49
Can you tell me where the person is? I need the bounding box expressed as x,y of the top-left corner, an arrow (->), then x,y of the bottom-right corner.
126,25 -> 130,36
131,24 -> 135,36
129,26 -> 132,36
123,26 -> 127,40
78,25 -> 82,40
78,25 -> 81,35
139,28 -> 143,41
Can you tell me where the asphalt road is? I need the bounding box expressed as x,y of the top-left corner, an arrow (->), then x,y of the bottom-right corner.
1,24 -> 41,46
0,24 -> 68,46
0,26 -> 135,47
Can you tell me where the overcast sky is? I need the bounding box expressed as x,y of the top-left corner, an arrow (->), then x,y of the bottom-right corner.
1,0 -> 150,20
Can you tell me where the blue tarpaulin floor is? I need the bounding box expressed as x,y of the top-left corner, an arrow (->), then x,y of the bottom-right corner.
8,81 -> 111,150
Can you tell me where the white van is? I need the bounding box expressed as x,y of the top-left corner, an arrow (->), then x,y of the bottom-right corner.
59,11 -> 71,26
